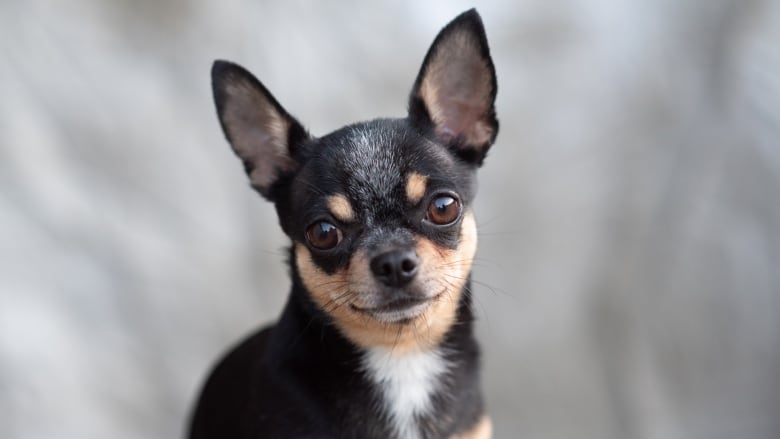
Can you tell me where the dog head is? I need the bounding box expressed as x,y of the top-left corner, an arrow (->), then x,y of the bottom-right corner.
211,9 -> 497,352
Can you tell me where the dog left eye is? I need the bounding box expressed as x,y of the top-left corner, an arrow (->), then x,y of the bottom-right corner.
426,195 -> 461,225
305,221 -> 343,250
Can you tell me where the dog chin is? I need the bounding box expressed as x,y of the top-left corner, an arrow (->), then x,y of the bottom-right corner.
350,289 -> 446,324
365,301 -> 431,324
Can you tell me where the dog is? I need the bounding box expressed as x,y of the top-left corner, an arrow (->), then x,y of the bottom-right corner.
189,8 -> 498,439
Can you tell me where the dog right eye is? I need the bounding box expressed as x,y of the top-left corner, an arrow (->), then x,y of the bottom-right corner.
305,221 -> 343,250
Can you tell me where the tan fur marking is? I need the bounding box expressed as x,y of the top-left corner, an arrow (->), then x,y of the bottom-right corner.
326,194 -> 355,222
453,415 -> 492,439
295,211 -> 478,353
295,243 -> 353,320
405,172 -> 428,205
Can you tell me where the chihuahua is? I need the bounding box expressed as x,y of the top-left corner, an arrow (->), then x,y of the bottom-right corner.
189,8 -> 498,439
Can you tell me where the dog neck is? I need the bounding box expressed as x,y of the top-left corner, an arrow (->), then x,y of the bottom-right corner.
265,276 -> 482,437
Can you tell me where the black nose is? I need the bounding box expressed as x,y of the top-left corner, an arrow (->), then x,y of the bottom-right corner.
370,250 -> 419,287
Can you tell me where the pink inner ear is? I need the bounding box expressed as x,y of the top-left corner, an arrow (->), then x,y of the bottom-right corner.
435,97 -> 494,146
243,126 -> 297,189
221,80 -> 297,190
417,30 -> 495,148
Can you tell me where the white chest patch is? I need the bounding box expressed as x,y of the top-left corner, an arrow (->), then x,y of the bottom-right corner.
362,347 -> 449,439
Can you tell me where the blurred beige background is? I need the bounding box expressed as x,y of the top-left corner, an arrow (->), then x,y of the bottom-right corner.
2,1 -> 779,438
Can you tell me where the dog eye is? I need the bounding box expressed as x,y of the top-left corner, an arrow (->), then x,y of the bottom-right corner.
305,221 -> 343,250
426,195 -> 461,225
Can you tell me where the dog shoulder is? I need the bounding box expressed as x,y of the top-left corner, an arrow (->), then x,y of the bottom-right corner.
189,326 -> 273,438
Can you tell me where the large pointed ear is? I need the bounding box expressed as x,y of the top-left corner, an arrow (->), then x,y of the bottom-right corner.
211,60 -> 310,199
408,9 -> 498,166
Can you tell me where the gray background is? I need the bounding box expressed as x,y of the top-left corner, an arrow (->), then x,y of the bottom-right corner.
2,1 -> 779,438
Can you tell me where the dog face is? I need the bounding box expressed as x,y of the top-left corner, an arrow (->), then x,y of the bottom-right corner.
289,120 -> 481,352
211,10 -> 497,352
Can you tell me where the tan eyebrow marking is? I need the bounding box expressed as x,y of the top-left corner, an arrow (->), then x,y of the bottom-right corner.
326,194 -> 355,222
405,172 -> 428,205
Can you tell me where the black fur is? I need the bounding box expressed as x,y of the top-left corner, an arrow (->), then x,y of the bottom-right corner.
190,281 -> 482,438
190,8 -> 498,439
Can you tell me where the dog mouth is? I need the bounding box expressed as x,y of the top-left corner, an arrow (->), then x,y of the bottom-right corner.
349,290 -> 446,323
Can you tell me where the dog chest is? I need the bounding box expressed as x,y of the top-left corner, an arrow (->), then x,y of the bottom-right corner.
362,347 -> 449,439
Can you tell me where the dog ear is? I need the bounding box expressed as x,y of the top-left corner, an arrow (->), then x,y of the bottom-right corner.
211,60 -> 310,199
408,9 -> 498,166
